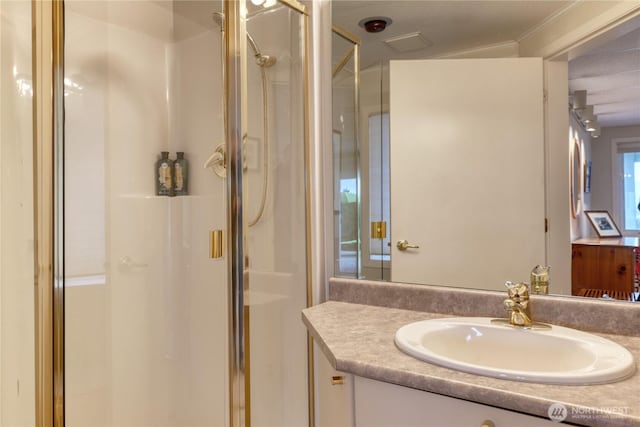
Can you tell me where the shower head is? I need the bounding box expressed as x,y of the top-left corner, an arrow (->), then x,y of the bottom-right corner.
246,32 -> 277,67
212,11 -> 225,31
211,12 -> 277,68
255,54 -> 277,68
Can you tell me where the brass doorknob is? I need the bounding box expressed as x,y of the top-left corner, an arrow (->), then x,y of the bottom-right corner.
396,240 -> 419,251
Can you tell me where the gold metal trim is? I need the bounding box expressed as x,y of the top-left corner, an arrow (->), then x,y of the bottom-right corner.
210,230 -> 224,258
353,42 -> 361,278
278,0 -> 308,16
332,24 -> 360,45
371,221 -> 387,239
332,45 -> 355,79
32,0 -> 54,424
224,1 -> 248,426
243,305 -> 251,427
52,0 -> 65,425
301,10 -> 316,427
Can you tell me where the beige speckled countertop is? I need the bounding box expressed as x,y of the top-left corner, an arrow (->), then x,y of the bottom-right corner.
303,279 -> 640,427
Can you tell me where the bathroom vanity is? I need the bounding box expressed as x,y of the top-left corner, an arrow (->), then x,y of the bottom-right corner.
317,352 -> 560,427
305,278 -> 640,427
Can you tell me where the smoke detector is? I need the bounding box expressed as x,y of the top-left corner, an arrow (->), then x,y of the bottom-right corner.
358,16 -> 392,33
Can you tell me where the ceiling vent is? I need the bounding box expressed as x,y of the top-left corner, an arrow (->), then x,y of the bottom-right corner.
383,32 -> 432,53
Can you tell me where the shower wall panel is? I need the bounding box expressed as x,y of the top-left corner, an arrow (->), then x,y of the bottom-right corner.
0,0 -> 36,425
169,23 -> 228,427
65,2 -> 226,426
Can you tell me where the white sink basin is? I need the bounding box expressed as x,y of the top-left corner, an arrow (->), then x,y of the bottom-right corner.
395,317 -> 635,385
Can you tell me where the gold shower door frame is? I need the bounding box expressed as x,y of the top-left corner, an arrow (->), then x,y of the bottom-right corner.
32,0 -> 314,426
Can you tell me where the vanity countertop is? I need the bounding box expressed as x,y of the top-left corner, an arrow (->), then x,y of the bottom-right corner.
303,300 -> 640,427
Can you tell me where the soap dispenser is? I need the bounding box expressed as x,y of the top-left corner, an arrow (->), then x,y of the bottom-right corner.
530,265 -> 550,295
156,151 -> 173,196
173,151 -> 188,196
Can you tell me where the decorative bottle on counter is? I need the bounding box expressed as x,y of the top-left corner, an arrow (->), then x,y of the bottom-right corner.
173,151 -> 188,196
156,151 -> 174,196
530,265 -> 550,295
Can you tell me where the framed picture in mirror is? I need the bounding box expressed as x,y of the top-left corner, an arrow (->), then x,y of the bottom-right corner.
584,160 -> 592,193
585,210 -> 622,238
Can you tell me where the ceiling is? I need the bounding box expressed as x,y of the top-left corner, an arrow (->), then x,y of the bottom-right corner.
568,26 -> 640,128
332,0 -> 640,128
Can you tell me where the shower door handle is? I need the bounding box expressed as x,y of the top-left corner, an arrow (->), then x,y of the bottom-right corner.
210,230 -> 224,259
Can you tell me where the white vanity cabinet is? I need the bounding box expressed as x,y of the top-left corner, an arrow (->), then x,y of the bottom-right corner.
315,347 -> 355,427
354,376 -> 562,427
316,347 -> 563,427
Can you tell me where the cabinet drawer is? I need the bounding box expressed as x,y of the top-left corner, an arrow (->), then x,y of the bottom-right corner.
355,376 -> 564,427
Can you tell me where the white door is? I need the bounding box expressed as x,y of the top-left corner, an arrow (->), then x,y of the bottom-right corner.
390,58 -> 545,290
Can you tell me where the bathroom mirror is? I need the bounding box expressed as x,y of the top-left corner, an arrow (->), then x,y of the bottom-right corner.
331,0 -> 640,299
332,24 -> 360,277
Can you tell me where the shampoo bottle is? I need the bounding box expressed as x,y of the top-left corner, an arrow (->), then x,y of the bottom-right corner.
156,151 -> 173,196
173,151 -> 188,195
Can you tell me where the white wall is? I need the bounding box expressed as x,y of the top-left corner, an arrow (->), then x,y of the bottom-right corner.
544,60 -> 571,295
0,0 -> 36,425
591,125 -> 640,217
567,123 -> 640,240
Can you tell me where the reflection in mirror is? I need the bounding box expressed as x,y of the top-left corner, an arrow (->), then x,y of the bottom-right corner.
331,0 -> 640,302
366,110 -> 390,277
332,26 -> 360,277
571,138 -> 583,219
360,64 -> 390,281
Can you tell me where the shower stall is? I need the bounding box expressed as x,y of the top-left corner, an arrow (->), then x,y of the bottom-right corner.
0,0 -> 36,425
1,0 -> 312,426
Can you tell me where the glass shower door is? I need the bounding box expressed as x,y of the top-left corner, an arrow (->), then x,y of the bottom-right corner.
0,1 -> 36,425
62,1 -> 310,426
244,3 -> 310,426
64,2 -> 228,426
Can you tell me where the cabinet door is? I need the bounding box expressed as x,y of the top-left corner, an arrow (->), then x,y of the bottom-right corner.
572,244 -> 599,293
355,376 -> 560,427
597,246 -> 634,292
315,347 -> 354,427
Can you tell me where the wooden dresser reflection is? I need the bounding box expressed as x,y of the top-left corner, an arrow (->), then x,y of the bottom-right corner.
571,237 -> 639,300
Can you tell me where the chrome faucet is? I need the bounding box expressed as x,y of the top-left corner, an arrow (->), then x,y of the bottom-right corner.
503,281 -> 533,327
